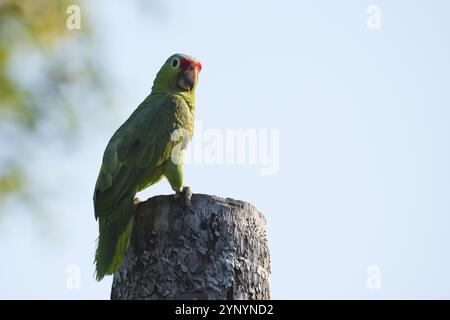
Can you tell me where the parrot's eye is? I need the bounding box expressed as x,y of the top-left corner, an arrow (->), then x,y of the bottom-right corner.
171,58 -> 180,69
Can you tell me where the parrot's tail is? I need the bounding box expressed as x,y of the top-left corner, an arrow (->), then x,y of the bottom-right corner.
95,201 -> 134,281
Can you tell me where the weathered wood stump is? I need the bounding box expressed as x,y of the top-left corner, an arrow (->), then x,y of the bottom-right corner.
110,193 -> 270,300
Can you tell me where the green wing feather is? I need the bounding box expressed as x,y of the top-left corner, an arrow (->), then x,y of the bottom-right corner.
93,94 -> 188,280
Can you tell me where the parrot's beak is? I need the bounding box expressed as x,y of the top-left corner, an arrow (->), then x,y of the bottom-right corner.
178,61 -> 201,91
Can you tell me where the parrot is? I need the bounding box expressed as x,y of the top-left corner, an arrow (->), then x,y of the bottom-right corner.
93,53 -> 202,280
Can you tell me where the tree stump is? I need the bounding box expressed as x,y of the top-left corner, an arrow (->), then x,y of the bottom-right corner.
110,193 -> 271,300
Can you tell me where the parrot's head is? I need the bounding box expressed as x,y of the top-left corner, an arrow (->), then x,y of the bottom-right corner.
153,53 -> 202,94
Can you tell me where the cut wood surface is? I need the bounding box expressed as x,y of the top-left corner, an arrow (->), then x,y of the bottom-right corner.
110,193 -> 271,300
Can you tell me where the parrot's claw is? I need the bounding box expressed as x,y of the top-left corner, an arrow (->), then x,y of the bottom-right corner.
133,196 -> 141,212
174,186 -> 194,213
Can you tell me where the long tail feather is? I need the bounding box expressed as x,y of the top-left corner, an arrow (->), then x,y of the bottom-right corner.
95,201 -> 134,281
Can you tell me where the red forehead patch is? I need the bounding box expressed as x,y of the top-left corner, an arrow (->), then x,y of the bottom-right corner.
180,57 -> 202,71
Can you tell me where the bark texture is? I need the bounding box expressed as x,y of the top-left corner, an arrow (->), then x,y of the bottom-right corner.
110,193 -> 270,300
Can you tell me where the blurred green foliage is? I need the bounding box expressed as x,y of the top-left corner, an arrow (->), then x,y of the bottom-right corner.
0,0 -> 105,208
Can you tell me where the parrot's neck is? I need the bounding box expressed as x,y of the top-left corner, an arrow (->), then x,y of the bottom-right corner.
151,88 -> 196,112
177,91 -> 196,111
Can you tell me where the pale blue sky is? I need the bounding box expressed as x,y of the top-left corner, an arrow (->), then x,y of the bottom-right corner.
1,0 -> 450,299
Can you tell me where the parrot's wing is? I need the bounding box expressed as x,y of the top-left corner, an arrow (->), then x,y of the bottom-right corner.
93,95 -> 185,218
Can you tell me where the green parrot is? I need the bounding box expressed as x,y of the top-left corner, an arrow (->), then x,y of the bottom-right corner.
93,53 -> 202,280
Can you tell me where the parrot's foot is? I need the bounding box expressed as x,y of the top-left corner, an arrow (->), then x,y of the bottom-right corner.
174,186 -> 194,213
133,196 -> 141,205
133,196 -> 141,214
133,196 -> 143,253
